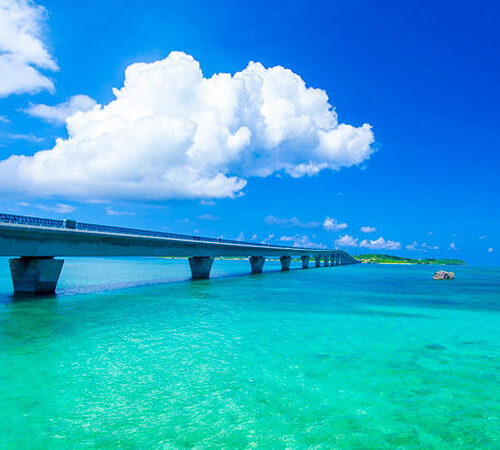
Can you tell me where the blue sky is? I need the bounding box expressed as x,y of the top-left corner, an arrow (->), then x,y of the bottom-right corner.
0,0 -> 498,264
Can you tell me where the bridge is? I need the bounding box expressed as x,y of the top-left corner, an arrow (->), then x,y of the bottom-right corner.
0,213 -> 359,294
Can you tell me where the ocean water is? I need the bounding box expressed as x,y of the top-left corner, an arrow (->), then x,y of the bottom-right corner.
0,258 -> 498,448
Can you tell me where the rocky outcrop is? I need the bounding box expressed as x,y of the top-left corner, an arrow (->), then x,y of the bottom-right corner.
433,270 -> 455,280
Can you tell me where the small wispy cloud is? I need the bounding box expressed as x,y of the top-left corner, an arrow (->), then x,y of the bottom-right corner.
360,226 -> 376,233
16,201 -> 75,215
261,233 -> 275,244
449,242 -> 457,250
7,133 -> 44,143
265,215 -> 320,228
0,115 -> 9,123
105,207 -> 135,216
421,242 -> 439,250
199,200 -> 215,206
488,247 -> 493,253
406,241 -> 419,251
280,234 -> 326,249
406,241 -> 439,251
38,203 -> 76,214
176,218 -> 192,225
198,214 -> 219,221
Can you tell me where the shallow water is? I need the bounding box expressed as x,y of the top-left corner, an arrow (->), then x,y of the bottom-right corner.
0,258 -> 498,448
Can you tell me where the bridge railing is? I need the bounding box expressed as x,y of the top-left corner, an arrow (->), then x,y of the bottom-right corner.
1,213 -> 344,253
0,213 -> 65,229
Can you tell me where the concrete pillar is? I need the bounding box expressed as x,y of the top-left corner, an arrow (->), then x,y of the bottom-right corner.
301,255 -> 309,269
249,256 -> 265,274
333,254 -> 338,266
280,256 -> 291,271
323,255 -> 330,267
315,256 -> 321,267
9,257 -> 64,294
188,256 -> 214,279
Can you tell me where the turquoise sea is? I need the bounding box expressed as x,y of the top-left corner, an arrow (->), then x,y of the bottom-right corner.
0,258 -> 498,448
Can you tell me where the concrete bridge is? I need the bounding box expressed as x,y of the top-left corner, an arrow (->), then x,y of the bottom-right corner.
0,214 -> 359,294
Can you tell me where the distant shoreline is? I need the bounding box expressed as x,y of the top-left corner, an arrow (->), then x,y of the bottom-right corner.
356,253 -> 465,266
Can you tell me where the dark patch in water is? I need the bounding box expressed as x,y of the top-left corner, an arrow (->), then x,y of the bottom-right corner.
316,353 -> 331,360
425,343 -> 446,350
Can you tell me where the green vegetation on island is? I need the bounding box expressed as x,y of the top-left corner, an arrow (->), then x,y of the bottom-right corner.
356,254 -> 465,265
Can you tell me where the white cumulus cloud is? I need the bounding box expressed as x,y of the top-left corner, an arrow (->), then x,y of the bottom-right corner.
0,51 -> 374,200
0,0 -> 58,97
449,242 -> 457,250
335,234 -> 358,247
359,237 -> 401,250
360,226 -> 376,233
336,234 -> 400,249
25,95 -> 97,124
323,216 -> 348,231
488,247 -> 493,253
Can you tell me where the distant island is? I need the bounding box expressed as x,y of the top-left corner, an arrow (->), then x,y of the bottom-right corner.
356,254 -> 465,265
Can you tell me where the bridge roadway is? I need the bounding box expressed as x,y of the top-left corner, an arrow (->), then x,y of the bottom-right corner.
0,214 -> 359,294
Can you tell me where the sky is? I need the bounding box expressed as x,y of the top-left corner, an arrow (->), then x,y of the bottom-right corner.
0,0 -> 498,265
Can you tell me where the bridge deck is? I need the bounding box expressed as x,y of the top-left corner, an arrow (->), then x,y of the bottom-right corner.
0,214 -> 356,259
0,214 -> 358,294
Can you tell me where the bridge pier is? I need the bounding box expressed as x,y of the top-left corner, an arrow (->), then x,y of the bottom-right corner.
9,257 -> 64,294
315,256 -> 321,267
301,256 -> 310,268
323,255 -> 330,267
249,256 -> 265,274
188,256 -> 214,279
280,256 -> 291,271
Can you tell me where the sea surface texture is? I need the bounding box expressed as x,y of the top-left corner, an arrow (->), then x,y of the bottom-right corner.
0,258 -> 498,448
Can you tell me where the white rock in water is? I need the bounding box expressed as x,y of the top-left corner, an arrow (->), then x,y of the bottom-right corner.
433,270 -> 455,280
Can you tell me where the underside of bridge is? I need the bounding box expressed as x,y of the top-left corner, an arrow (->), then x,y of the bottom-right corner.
8,253 -> 357,294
